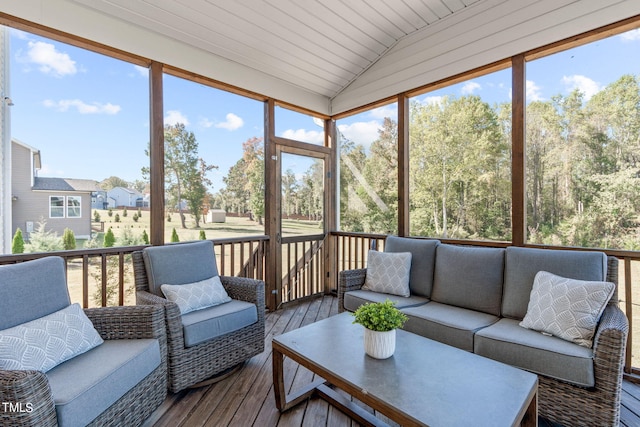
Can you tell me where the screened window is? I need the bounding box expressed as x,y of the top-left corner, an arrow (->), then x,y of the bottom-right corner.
50,196 -> 65,218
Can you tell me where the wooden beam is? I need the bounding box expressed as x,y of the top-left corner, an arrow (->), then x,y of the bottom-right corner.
324,119 -> 337,294
149,61 -> 165,246
398,94 -> 410,237
511,54 -> 526,247
264,99 -> 280,310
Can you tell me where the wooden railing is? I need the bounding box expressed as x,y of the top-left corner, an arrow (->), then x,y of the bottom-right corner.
0,235 -> 268,309
330,231 -> 640,378
280,234 -> 325,305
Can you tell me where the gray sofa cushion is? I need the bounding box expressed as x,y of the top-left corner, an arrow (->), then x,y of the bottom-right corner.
343,289 -> 429,312
384,236 -> 439,298
181,300 -> 258,347
0,257 -> 70,330
502,247 -> 608,320
46,339 -> 161,427
431,244 -> 505,316
475,318 -> 595,387
142,240 -> 219,296
402,302 -> 499,352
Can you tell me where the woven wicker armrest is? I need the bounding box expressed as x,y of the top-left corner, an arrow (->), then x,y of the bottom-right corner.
593,303 -> 629,365
338,268 -> 367,312
221,276 -> 265,306
84,305 -> 166,343
0,370 -> 57,427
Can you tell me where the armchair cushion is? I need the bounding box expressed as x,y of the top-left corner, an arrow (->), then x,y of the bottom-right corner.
161,276 -> 231,314
519,271 -> 614,348
142,241 -> 219,296
46,338 -> 161,427
181,300 -> 258,347
0,257 -> 70,330
0,303 -> 103,372
362,250 -> 412,297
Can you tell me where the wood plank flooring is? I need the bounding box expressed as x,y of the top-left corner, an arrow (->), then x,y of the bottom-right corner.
143,295 -> 640,427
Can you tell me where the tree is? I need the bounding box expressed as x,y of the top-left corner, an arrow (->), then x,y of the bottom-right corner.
62,228 -> 76,250
142,229 -> 150,244
122,207 -> 128,217
12,228 -> 24,254
171,228 -> 180,242
199,230 -> 206,240
114,213 -> 120,222
99,176 -> 130,191
108,208 -> 113,217
24,220 -> 63,253
104,228 -> 115,247
93,210 -> 101,222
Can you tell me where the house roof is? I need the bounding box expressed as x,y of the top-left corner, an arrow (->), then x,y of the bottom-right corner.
33,177 -> 100,193
3,1 -> 640,115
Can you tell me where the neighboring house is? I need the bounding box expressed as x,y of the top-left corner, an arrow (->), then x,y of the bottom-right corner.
11,139 -> 99,241
91,190 -> 108,210
107,186 -> 145,208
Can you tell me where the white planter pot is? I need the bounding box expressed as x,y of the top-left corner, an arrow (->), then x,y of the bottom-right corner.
363,328 -> 396,359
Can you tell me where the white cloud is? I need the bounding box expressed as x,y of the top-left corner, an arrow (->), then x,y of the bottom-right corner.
562,75 -> 602,100
164,110 -> 189,126
337,121 -> 381,147
214,113 -> 244,131
43,99 -> 121,115
461,81 -> 481,95
133,65 -> 148,77
526,80 -> 543,102
619,29 -> 640,42
281,128 -> 325,144
26,41 -> 77,77
199,117 -> 214,128
369,105 -> 397,119
421,95 -> 444,106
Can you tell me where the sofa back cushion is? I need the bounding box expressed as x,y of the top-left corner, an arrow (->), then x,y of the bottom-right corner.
502,246 -> 608,320
384,236 -> 439,298
0,257 -> 71,330
431,244 -> 505,316
143,240 -> 219,297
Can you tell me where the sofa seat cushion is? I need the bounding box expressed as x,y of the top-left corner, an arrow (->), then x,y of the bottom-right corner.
474,318 -> 594,387
384,236 -> 440,298
343,289 -> 429,312
181,300 -> 258,347
46,338 -> 161,427
401,302 -> 499,352
431,244 -> 505,316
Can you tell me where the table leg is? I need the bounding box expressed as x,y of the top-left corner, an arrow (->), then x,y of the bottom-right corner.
272,345 -> 324,411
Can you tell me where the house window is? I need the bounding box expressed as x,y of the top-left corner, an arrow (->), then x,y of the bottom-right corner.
67,196 -> 81,218
50,196 -> 65,218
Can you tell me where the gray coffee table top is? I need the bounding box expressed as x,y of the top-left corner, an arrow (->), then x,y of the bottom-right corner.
273,312 -> 538,426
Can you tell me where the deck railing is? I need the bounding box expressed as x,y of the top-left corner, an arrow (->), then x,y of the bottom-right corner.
280,234 -> 325,305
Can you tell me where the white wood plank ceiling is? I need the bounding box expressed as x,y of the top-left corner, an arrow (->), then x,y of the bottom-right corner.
3,0 -> 640,115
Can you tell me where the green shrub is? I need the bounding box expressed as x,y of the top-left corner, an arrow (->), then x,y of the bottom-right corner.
132,213 -> 139,222
24,221 -> 63,253
137,208 -> 142,217
114,213 -> 120,223
167,214 -> 172,222
12,228 -> 24,254
199,230 -> 206,240
142,229 -> 149,245
170,228 -> 179,243
352,300 -> 408,332
104,227 -> 116,247
108,208 -> 113,217
93,210 -> 101,222
122,207 -> 128,217
62,228 -> 76,250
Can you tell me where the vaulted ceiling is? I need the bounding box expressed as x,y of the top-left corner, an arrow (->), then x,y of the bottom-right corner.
2,0 -> 640,115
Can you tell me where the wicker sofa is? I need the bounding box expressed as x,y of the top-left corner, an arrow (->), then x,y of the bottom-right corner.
0,257 -> 167,427
338,236 -> 628,427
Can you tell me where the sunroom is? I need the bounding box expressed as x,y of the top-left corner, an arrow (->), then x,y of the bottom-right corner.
1,1 -> 640,426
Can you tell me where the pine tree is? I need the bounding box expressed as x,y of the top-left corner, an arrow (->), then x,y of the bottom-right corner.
12,228 -> 24,254
108,208 -> 113,217
199,230 -> 206,240
142,229 -> 149,245
93,210 -> 101,222
62,228 -> 76,250
104,228 -> 116,247
122,206 -> 128,217
114,213 -> 120,223
170,228 -> 180,242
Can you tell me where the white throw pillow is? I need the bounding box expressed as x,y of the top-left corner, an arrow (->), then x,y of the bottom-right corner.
519,271 -> 615,348
0,303 -> 104,372
161,276 -> 231,315
362,250 -> 412,297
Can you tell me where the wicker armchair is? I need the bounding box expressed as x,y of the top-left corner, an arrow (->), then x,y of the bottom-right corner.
133,240 -> 265,393
0,257 -> 167,427
338,254 -> 628,427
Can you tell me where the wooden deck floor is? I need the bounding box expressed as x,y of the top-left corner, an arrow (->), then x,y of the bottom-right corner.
143,295 -> 640,427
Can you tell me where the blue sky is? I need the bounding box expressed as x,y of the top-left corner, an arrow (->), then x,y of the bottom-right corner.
8,27 -> 640,193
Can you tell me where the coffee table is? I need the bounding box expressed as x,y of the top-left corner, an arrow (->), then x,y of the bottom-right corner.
272,312 -> 538,427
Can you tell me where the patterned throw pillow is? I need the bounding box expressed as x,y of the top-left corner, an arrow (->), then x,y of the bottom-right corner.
0,303 -> 104,372
519,271 -> 615,348
161,276 -> 231,315
362,250 -> 412,297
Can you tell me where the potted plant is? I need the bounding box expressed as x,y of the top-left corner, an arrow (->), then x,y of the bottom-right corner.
352,299 -> 408,359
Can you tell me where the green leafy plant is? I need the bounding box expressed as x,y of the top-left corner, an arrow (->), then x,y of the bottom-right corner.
199,230 -> 206,240
62,228 -> 76,250
12,228 -> 24,254
104,227 -> 116,247
352,299 -> 408,332
142,229 -> 150,245
170,228 -> 180,242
